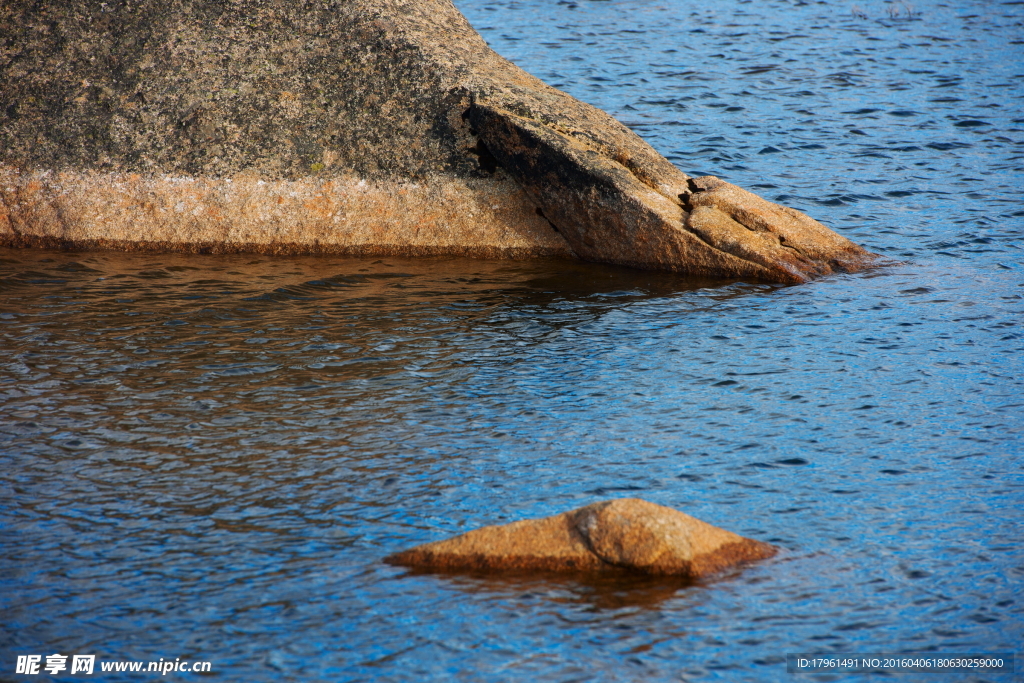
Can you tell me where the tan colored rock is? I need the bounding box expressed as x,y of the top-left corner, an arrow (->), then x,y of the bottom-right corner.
386,499 -> 776,579
0,168 -> 570,259
0,0 -> 876,282
681,176 -> 870,282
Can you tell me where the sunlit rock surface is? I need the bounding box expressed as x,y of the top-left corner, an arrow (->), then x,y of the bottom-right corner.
0,0 -> 875,282
386,499 -> 777,578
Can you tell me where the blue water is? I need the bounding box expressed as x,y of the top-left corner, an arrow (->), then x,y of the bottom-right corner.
2,0 -> 1023,681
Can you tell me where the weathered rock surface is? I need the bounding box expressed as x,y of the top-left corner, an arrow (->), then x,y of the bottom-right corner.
0,0 -> 876,282
386,499 -> 776,578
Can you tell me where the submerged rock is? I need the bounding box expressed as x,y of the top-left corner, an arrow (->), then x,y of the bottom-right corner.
0,0 -> 875,282
386,499 -> 776,578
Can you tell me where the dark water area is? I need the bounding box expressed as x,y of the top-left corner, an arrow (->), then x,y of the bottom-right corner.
2,0 -> 1023,681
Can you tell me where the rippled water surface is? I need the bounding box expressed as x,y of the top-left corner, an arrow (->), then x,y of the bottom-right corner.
3,1 -> 1023,681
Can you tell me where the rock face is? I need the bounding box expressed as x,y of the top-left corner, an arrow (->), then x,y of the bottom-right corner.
386,499 -> 776,579
0,0 -> 875,282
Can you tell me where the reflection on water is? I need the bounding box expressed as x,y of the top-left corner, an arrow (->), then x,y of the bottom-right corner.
2,0 -> 1024,680
399,569 -> 698,612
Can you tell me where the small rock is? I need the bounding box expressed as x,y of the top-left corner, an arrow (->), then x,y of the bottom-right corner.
386,498 -> 776,579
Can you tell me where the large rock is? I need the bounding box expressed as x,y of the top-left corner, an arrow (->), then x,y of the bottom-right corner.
0,0 -> 875,282
386,499 -> 776,578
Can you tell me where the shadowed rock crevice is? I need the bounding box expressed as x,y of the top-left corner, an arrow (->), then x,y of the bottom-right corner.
0,0 -> 876,282
467,138 -> 500,175
534,207 -> 562,236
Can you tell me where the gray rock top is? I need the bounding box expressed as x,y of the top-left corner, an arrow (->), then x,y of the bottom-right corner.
3,0 -> 473,179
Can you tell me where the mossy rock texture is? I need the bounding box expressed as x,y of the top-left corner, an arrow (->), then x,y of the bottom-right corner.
0,0 -> 876,281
